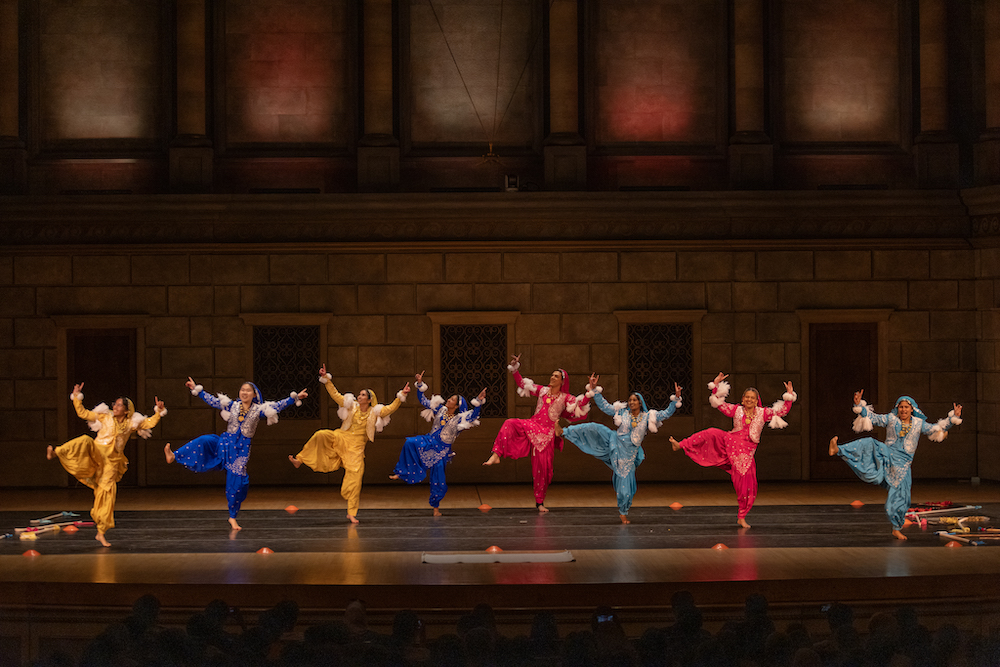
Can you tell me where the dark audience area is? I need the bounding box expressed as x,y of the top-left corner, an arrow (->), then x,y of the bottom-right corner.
28,592 -> 1000,667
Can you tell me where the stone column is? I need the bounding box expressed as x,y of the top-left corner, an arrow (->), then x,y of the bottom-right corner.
170,0 -> 213,193
544,0 -> 586,190
914,0 -> 958,188
975,1 -> 1000,185
0,0 -> 27,194
729,0 -> 772,189
357,0 -> 399,191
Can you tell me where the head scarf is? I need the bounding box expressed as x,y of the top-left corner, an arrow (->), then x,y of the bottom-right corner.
892,395 -> 926,421
556,369 -> 567,394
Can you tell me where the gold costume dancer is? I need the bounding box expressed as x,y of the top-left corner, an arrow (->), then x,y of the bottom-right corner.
290,365 -> 409,523
47,383 -> 166,547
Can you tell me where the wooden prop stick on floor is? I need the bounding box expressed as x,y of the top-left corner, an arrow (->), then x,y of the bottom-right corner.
30,511 -> 80,526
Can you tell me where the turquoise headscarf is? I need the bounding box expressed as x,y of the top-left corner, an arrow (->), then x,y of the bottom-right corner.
892,395 -> 926,421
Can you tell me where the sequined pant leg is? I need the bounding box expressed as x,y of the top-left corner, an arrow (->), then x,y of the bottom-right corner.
531,445 -> 555,505
226,471 -> 249,518
428,460 -> 448,508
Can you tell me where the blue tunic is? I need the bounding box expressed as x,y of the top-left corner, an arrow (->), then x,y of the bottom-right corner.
392,388 -> 482,508
838,404 -> 956,529
175,391 -> 297,518
562,392 -> 677,515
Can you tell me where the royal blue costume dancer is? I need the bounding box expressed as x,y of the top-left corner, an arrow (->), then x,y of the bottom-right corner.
390,372 -> 486,515
562,381 -> 682,523
829,390 -> 962,540
165,377 -> 308,530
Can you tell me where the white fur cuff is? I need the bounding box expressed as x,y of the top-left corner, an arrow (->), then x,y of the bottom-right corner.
71,392 -> 84,401
415,381 -> 428,392
948,410 -> 962,425
397,390 -> 408,402
190,384 -> 203,396
155,406 -> 168,417
471,398 -> 483,407
507,361 -> 520,372
585,384 -> 602,398
319,373 -> 332,384
290,391 -> 302,407
783,391 -> 797,402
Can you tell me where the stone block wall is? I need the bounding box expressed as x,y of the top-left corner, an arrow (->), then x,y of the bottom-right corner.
0,227 -> 990,488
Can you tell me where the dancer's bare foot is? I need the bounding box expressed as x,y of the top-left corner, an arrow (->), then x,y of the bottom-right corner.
432,507 -> 442,517
738,517 -> 751,529
828,436 -> 839,456
892,529 -> 907,541
164,443 -> 175,464
620,514 -> 631,524
537,504 -> 549,513
482,453 -> 500,466
288,455 -> 302,469
669,437 -> 681,451
389,474 -> 399,480
228,517 -> 242,531
46,445 -> 55,460
95,532 -> 111,547
347,513 -> 359,524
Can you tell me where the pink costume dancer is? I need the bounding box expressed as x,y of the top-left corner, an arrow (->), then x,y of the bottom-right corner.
670,372 -> 796,528
483,354 -> 596,511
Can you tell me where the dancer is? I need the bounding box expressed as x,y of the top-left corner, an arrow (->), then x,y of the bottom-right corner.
669,372 -> 796,528
47,383 -> 167,547
562,383 -> 683,523
289,365 -> 410,524
482,354 -> 597,512
165,378 -> 307,531
390,371 -> 487,515
830,390 -> 962,540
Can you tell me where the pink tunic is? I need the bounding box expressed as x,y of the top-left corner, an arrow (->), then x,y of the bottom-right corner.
492,369 -> 590,504
679,384 -> 795,518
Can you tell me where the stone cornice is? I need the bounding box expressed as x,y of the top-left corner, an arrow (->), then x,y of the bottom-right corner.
0,191 -> 972,245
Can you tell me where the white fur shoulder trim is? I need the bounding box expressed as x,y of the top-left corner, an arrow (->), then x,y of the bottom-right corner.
517,377 -> 537,398
263,401 -> 279,425
217,393 -> 232,408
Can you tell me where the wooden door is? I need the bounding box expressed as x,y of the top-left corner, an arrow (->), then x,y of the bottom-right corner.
66,329 -> 138,486
809,322 -> 878,479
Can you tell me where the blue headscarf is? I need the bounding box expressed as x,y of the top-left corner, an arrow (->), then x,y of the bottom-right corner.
892,395 -> 926,421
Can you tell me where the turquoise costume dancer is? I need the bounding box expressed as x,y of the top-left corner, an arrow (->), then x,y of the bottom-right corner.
391,373 -> 486,514
830,390 -> 962,540
166,378 -> 307,530
562,382 -> 682,523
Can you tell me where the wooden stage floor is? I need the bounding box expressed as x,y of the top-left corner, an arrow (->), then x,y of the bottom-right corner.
2,480 -> 998,622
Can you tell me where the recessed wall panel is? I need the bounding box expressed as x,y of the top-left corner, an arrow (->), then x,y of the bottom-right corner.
225,0 -> 350,145
38,0 -> 162,144
781,0 -> 901,143
593,1 -> 721,145
408,0 -> 537,149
